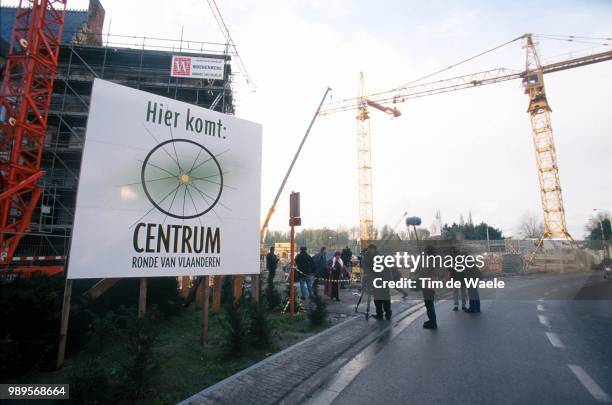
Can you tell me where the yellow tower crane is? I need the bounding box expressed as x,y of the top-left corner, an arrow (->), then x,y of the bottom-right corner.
523,33 -> 571,240
320,34 -> 611,245
356,72 -> 400,247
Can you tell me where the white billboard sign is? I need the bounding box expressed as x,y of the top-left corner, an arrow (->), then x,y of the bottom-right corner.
170,55 -> 225,80
67,79 -> 262,279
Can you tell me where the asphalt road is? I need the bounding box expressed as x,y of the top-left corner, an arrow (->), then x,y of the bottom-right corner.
317,271 -> 612,404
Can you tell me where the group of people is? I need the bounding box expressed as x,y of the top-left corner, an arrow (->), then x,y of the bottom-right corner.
361,244 -> 481,330
266,243 -> 481,330
265,245 -> 354,302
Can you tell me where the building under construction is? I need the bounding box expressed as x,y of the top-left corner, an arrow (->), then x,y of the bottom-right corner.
0,0 -> 234,270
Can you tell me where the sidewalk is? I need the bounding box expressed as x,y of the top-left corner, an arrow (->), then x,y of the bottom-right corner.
180,289 -> 422,405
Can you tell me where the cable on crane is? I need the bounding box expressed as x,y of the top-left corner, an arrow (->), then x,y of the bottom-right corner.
533,34 -> 611,41
387,35 -> 525,93
326,35 -> 524,108
205,0 -> 256,91
533,35 -> 610,47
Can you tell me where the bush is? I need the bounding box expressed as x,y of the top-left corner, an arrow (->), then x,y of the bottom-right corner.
221,302 -> 247,358
221,276 -> 234,308
0,274 -> 67,378
122,313 -> 159,400
249,302 -> 273,349
308,295 -> 328,327
0,274 -> 182,381
265,277 -> 281,310
69,307 -> 159,402
70,359 -> 112,404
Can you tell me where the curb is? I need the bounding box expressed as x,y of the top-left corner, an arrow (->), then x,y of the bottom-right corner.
179,310 -> 362,404
179,298 -> 421,405
279,301 -> 425,404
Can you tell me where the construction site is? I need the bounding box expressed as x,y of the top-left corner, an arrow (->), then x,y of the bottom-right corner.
1,0 -> 234,275
1,0 -> 610,277
0,1 -> 611,404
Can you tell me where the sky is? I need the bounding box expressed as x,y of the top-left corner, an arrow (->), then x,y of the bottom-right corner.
8,0 -> 611,238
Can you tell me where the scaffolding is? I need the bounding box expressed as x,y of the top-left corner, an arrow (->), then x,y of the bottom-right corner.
9,34 -> 235,266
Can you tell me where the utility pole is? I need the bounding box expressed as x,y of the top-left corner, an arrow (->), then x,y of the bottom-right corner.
289,192 -> 301,319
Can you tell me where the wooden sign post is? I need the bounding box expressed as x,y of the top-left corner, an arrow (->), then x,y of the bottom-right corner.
253,274 -> 260,303
200,275 -> 210,345
56,278 -> 73,369
212,275 -> 222,313
138,278 -> 147,318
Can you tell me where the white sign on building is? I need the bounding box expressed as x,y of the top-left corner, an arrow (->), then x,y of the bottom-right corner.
170,55 -> 225,80
67,79 -> 262,279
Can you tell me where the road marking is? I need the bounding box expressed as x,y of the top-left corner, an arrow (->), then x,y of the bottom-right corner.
545,332 -> 564,348
537,298 -> 545,302
538,314 -> 551,328
568,364 -> 612,403
537,304 -> 544,311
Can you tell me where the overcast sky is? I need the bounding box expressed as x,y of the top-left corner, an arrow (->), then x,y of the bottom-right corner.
10,0 -> 611,238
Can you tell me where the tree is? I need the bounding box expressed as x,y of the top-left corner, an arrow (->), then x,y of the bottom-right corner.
379,224 -> 396,240
585,212 -> 611,241
416,228 -> 431,240
264,230 -> 289,246
518,212 -> 544,238
442,222 -> 503,240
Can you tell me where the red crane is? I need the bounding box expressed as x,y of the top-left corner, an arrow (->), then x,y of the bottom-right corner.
0,0 -> 67,267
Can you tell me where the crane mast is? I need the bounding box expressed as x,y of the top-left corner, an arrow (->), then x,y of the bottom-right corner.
0,0 -> 67,265
356,73 -> 374,246
523,33 -> 570,239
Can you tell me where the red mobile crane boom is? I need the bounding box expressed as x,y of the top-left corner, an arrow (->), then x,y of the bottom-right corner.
0,0 -> 67,266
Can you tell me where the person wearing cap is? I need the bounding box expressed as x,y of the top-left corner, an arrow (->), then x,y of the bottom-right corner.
295,246 -> 315,300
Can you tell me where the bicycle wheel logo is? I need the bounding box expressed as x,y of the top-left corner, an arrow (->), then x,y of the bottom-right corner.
141,139 -> 223,219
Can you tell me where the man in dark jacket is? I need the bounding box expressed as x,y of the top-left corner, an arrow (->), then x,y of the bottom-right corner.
363,244 -> 392,320
266,246 -> 279,285
465,258 -> 482,313
312,246 -> 327,296
295,246 -> 315,299
418,245 -> 439,329
341,246 -> 353,288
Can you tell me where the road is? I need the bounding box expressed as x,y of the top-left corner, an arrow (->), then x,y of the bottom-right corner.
308,271 -> 612,405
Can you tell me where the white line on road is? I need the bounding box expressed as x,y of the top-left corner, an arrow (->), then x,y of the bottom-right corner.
537,304 -> 544,311
304,306 -> 427,405
537,298 -> 545,302
568,364 -> 612,403
538,314 -> 551,328
545,332 -> 565,348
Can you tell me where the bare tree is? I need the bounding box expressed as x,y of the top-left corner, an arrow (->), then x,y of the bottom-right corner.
518,212 -> 544,238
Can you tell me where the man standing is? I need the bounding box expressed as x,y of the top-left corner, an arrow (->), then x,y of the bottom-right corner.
418,245 -> 439,329
465,258 -> 482,313
364,244 -> 392,320
295,246 -> 315,300
266,246 -> 279,285
449,247 -> 467,312
341,246 -> 353,288
312,246 -> 327,296
328,251 -> 343,301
